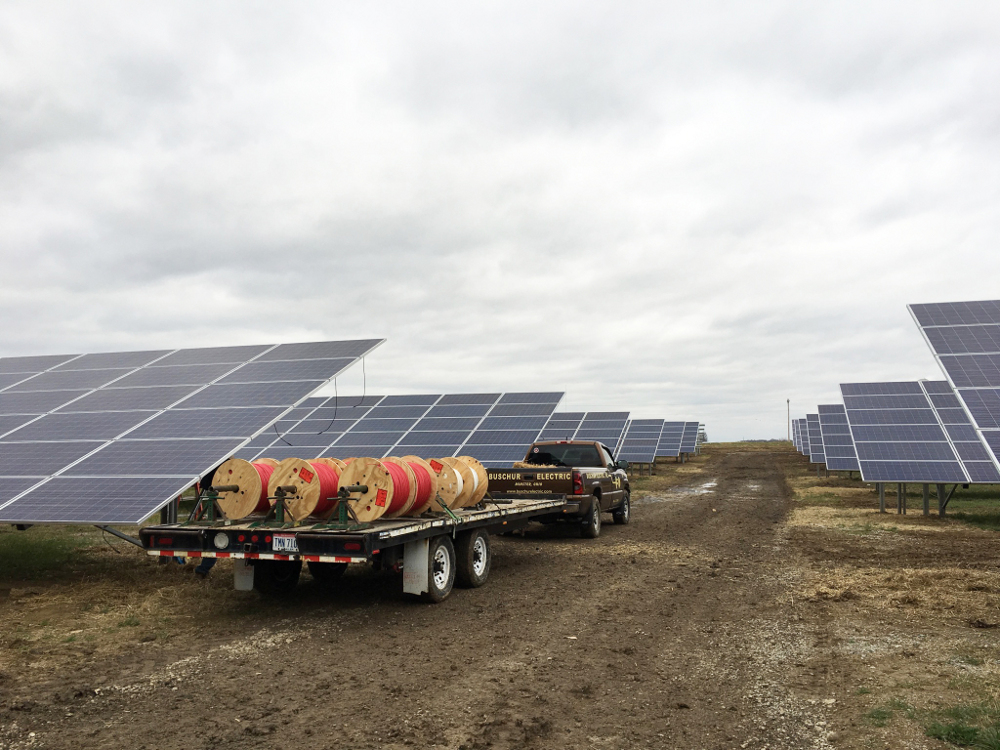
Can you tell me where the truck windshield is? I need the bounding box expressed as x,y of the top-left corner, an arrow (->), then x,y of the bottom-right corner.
524,444 -> 604,467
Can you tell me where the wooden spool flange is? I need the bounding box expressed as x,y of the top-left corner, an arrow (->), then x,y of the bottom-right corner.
457,456 -> 489,506
400,456 -> 439,515
268,458 -> 340,522
337,457 -> 393,523
382,457 -> 418,518
442,457 -> 475,508
213,458 -> 272,520
424,457 -> 462,510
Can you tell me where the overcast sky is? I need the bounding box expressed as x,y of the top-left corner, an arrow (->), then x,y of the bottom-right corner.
2,2 -> 999,441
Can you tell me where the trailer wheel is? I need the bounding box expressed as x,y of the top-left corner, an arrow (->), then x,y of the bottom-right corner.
455,530 -> 491,588
581,496 -> 602,539
421,535 -> 456,603
253,559 -> 302,597
307,560 -> 347,586
613,490 -> 631,525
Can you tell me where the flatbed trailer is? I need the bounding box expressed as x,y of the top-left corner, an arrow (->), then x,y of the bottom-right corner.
141,495 -> 566,601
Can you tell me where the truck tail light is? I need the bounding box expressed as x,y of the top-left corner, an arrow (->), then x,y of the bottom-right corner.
572,471 -> 583,495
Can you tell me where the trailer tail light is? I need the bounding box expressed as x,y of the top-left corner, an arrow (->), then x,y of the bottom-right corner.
344,542 -> 362,552
157,537 -> 173,546
572,471 -> 583,495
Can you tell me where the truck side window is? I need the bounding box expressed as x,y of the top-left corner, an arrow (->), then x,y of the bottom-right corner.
599,446 -> 614,466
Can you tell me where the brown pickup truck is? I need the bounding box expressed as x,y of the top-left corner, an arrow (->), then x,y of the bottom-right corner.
485,440 -> 631,538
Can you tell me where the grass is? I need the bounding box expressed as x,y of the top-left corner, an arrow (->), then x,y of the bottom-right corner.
0,525 -> 97,580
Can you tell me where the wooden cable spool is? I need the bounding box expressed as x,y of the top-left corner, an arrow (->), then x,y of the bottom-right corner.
457,456 -> 489,506
442,457 -> 475,508
212,458 -> 276,520
337,457 -> 393,523
268,458 -> 341,521
400,456 -> 439,515
423,457 -> 462,510
254,458 -> 280,468
382,457 -> 418,518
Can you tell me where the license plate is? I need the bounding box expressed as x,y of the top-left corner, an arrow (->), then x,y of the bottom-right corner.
272,534 -> 299,553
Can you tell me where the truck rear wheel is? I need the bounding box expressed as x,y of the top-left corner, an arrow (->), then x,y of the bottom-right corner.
421,535 -> 456,603
253,559 -> 302,597
613,491 -> 631,525
455,530 -> 491,588
581,497 -> 602,539
307,560 -> 347,586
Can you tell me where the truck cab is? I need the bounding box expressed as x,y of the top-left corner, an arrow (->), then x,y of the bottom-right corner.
486,440 -> 631,538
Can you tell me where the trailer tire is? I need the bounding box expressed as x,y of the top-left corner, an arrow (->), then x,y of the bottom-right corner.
455,530 -> 491,588
421,535 -> 456,603
307,560 -> 347,586
613,490 -> 631,525
581,496 -> 602,539
253,559 -> 302,597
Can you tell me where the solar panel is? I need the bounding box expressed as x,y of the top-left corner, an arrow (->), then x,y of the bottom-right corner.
919,380 -> 1000,483
680,422 -> 700,454
911,300 -> 1000,477
0,339 -> 384,524
617,419 -> 665,463
799,418 -> 811,456
238,392 -> 564,470
806,414 -> 825,465
842,381 -> 967,483
818,405 -> 859,471
656,422 -> 686,457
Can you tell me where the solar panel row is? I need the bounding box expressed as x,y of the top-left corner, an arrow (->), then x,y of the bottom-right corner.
235,392 -> 564,469
0,340 -> 385,524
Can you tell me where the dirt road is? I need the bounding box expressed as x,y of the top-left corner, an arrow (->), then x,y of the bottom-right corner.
3,447 -> 852,750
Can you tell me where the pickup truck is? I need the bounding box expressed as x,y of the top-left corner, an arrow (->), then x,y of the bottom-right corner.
485,440 -> 630,538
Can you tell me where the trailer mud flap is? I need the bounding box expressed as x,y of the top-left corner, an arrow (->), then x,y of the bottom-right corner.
234,558 -> 254,591
402,538 -> 429,596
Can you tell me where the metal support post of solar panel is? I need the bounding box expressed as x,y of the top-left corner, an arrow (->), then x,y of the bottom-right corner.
841,381 -> 974,484
818,405 -> 858,472
0,340 -> 384,524
236,392 -> 564,469
909,299 -> 1000,481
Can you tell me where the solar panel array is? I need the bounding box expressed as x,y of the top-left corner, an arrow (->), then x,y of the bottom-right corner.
617,419 -> 665,463
841,381 -> 967,483
0,340 -> 384,524
806,414 -> 825,464
656,422 -> 686,457
911,300 -> 1000,473
818,405 -> 859,471
920,381 -> 1000,483
236,392 -> 564,469
680,422 -> 700,454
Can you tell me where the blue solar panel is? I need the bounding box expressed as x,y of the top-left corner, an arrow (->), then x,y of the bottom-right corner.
657,422 -> 686,457
0,340 -> 383,523
807,414 -> 825,464
843,380 -> 975,483
818,405 -> 858,471
0,354 -> 78,374
437,393 -> 501,405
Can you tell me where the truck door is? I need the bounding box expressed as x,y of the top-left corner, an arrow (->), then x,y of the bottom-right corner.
598,445 -> 624,510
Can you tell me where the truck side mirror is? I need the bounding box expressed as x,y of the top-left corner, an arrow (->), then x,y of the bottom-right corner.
616,460 -> 629,470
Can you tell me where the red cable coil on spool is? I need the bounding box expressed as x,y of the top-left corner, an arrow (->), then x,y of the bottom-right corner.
407,461 -> 433,514
249,462 -> 276,513
307,460 -> 341,516
382,460 -> 412,515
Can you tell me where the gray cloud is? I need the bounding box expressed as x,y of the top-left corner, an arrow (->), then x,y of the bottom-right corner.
1,1 -> 999,439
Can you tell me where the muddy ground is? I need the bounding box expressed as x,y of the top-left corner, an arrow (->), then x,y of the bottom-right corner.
2,444 -> 1000,749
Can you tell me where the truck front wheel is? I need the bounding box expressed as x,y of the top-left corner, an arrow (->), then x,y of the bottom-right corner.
421,535 -> 456,603
581,496 -> 602,539
613,490 -> 631,525
455,530 -> 491,588
253,559 -> 302,597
